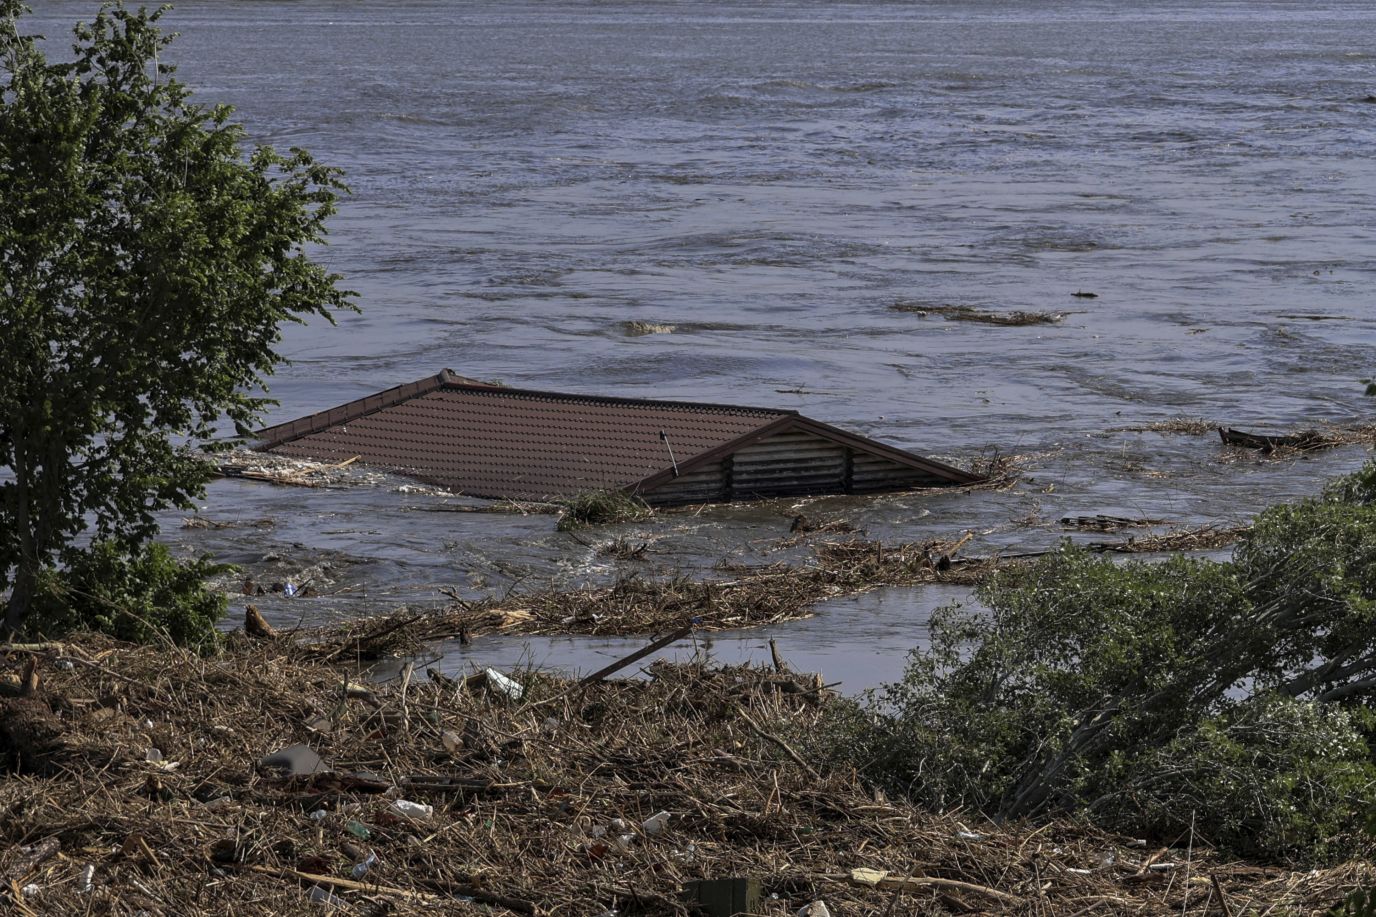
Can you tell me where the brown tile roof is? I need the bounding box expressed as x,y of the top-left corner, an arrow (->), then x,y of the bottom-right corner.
256,370 -> 978,500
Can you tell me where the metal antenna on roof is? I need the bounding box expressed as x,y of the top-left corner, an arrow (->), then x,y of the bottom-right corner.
659,430 -> 680,477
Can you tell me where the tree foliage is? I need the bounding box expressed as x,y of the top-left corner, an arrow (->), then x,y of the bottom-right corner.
31,540 -> 229,652
815,461 -> 1376,863
0,2 -> 353,637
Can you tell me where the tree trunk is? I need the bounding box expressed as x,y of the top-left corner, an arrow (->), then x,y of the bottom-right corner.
4,431 -> 39,638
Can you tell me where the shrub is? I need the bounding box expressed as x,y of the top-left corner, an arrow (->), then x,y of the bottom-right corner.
26,541 -> 229,652
813,459 -> 1376,863
1101,695 -> 1376,862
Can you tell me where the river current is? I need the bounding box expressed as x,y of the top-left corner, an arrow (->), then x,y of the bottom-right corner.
31,0 -> 1376,689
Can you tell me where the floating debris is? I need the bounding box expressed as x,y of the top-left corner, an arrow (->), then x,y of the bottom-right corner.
1086,523 -> 1251,554
295,536 -> 1020,656
216,450 -> 386,488
1061,515 -> 1172,532
1110,416 -> 1214,435
621,320 -> 676,336
892,302 -> 1064,326
1071,290 -> 1099,298
1215,423 -> 1376,460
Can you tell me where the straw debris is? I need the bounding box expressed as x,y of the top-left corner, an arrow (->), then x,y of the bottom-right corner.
1086,523 -> 1251,554
622,320 -> 676,336
0,638 -> 1365,915
556,491 -> 653,531
298,537 -> 1017,657
1110,416 -> 1215,435
892,302 -> 1064,326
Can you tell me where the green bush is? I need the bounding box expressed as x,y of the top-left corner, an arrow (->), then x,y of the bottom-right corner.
25,541 -> 229,652
1103,695 -> 1376,862
812,459 -> 1376,863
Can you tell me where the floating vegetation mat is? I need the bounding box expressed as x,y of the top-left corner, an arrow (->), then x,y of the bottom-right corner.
296,535 -> 1010,657
1085,523 -> 1252,555
1110,416 -> 1216,435
1218,424 -> 1376,458
216,450 -> 390,488
892,302 -> 1064,326
621,320 -> 676,336
0,638 -> 1366,916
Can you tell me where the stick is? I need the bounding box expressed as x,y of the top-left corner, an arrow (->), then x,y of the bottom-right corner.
1211,874 -> 1235,917
0,643 -> 69,654
579,624 -> 693,685
737,706 -> 821,780
244,864 -> 438,902
831,871 -> 1021,905
768,638 -> 788,674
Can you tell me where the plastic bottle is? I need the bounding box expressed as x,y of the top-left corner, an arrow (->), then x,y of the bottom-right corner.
388,799 -> 434,821
351,851 -> 378,879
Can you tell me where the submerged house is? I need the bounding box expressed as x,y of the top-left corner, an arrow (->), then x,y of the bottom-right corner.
256,370 -> 981,504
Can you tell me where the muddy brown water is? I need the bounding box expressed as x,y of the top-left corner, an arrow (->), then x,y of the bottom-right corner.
29,0 -> 1376,691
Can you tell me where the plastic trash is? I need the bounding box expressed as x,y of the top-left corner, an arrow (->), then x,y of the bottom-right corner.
78,864 -> 94,893
308,809 -> 328,823
612,833 -> 635,851
259,743 -> 326,776
440,730 -> 463,753
388,799 -> 433,821
954,829 -> 985,842
54,659 -> 74,671
608,818 -> 628,833
797,901 -> 831,917
344,820 -> 371,840
308,885 -> 348,908
20,884 -> 40,899
350,851 -> 378,879
483,668 -> 523,701
641,811 -> 671,836
145,748 -> 163,763
283,582 -> 298,597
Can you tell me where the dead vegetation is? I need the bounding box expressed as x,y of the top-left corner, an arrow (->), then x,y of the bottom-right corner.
0,638 -> 1365,916
1110,416 -> 1215,435
1085,523 -> 1251,555
1219,424 -> 1376,458
622,320 -> 676,336
216,451 -> 380,488
891,302 -> 1064,326
557,491 -> 653,532
296,535 -> 1012,658
1061,515 -> 1171,532
293,513 -> 1257,659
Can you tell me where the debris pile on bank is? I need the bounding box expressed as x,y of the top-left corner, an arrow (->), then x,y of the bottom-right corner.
0,637 -> 1367,916
295,536 -> 1015,656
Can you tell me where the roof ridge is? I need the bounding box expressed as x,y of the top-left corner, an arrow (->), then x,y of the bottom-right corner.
435,369 -> 796,417
257,370 -> 795,449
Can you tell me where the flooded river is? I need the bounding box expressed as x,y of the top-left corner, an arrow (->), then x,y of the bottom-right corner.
33,0 -> 1376,690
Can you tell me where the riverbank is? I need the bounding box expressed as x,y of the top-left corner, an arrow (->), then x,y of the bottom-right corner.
1,635 -> 1366,915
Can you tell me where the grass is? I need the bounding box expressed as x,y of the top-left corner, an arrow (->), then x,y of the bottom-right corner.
555,490 -> 652,531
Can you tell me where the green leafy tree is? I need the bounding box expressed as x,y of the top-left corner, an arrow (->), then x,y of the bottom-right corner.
0,2 -> 353,637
